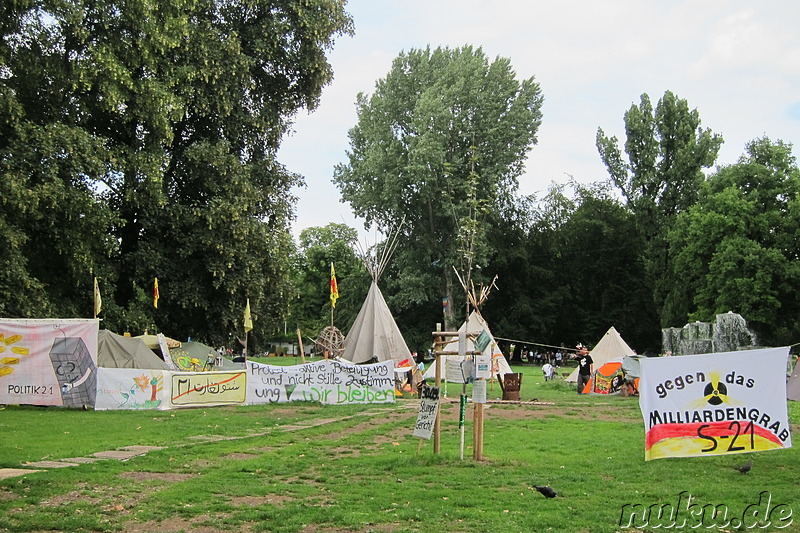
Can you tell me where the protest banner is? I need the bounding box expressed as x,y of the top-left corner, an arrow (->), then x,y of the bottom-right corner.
96,368 -> 167,410
170,371 -> 247,407
0,319 -> 99,407
639,347 -> 792,460
245,359 -> 394,405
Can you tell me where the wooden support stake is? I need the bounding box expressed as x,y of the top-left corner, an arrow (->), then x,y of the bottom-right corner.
473,402 -> 484,461
296,328 -> 305,364
434,337 -> 442,455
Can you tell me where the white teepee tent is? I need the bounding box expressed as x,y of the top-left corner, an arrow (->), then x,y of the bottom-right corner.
342,281 -> 413,366
565,326 -> 636,382
425,310 -> 513,379
341,225 -> 416,370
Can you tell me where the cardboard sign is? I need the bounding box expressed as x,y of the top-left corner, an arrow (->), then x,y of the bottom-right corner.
413,385 -> 440,439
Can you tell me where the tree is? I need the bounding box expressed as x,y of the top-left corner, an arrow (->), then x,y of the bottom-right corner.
484,182 -> 658,353
668,138 -> 800,345
1,0 -> 353,342
596,91 -> 723,327
334,45 -> 543,330
289,223 -> 367,340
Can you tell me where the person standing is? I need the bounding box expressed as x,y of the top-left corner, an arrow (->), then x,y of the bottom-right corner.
575,345 -> 594,394
542,361 -> 555,381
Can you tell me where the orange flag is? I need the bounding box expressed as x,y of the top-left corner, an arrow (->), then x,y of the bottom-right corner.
330,262 -> 339,308
153,277 -> 160,308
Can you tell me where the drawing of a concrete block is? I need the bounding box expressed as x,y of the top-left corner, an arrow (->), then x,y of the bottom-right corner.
50,337 -> 96,408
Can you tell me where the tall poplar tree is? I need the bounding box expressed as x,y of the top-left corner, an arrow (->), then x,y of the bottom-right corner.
668,138 -> 800,345
596,91 -> 722,327
334,45 -> 543,329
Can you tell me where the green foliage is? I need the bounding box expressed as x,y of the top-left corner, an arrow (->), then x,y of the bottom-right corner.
484,182 -> 660,352
0,0 -> 353,345
334,45 -> 543,332
289,223 -> 367,338
668,138 -> 800,345
596,91 -> 723,328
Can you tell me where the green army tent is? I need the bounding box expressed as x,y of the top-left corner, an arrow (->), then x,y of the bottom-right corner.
98,330 -> 170,370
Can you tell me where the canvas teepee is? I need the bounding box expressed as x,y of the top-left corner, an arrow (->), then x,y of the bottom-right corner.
342,282 -> 414,366
565,326 -> 636,382
425,309 -> 513,379
341,226 -> 415,370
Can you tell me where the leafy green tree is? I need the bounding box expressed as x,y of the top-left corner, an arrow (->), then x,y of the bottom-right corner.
485,182 -> 658,353
0,0 -> 353,343
334,45 -> 543,330
668,138 -> 800,345
596,91 -> 723,327
0,120 -> 117,318
289,224 -> 367,341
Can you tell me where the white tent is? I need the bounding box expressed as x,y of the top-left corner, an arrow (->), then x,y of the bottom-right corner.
424,310 -> 512,380
341,225 -> 416,373
341,281 -> 414,367
565,326 -> 636,382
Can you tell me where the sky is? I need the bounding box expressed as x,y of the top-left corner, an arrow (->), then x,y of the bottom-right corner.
277,0 -> 800,241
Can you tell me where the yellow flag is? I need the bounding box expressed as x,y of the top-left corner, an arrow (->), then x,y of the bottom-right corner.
153,277 -> 160,308
244,298 -> 253,332
93,277 -> 102,317
330,262 -> 339,308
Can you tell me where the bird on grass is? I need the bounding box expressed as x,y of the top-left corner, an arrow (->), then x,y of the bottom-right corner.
735,460 -> 752,474
532,485 -> 557,498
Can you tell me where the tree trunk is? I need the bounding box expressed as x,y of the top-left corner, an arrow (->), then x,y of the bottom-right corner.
443,273 -> 456,331
115,205 -> 142,308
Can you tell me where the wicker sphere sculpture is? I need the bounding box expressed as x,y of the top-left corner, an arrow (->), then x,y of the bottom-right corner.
315,326 -> 345,359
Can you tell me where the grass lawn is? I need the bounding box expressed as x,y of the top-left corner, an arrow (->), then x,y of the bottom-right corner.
1,361 -> 799,532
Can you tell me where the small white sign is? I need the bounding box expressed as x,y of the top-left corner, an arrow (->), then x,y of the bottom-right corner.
157,333 -> 177,370
472,379 -> 487,404
446,358 -> 473,384
475,355 -> 491,379
413,385 -> 440,439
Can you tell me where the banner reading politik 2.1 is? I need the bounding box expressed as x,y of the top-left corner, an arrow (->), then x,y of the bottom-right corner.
639,347 -> 792,461
0,318 -> 99,407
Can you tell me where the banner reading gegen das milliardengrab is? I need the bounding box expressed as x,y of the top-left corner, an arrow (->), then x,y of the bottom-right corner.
639,347 -> 792,461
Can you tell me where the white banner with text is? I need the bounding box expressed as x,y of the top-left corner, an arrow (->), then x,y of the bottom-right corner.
0,319 -> 99,407
245,359 -> 395,405
639,347 -> 792,460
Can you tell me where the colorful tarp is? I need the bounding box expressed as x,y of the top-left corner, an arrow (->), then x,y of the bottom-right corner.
639,347 -> 792,461
584,361 -> 624,394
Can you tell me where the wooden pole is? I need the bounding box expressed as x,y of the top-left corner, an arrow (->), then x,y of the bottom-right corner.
459,383 -> 466,460
296,328 -> 306,364
434,332 -> 442,455
473,402 -> 484,461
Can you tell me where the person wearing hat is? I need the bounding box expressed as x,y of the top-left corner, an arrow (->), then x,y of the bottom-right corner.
574,345 -> 594,394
